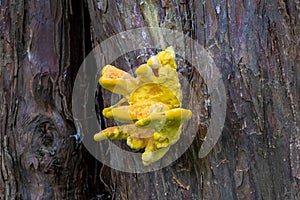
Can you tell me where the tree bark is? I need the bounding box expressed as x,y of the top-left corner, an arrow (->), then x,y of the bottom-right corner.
1,0 -> 299,199
0,0 -> 103,199
87,0 -> 300,199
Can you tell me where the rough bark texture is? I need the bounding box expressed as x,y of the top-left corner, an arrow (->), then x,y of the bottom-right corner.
0,0 -> 102,199
87,0 -> 300,199
0,0 -> 299,199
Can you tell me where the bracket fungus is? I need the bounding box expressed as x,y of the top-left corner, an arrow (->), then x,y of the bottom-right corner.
94,46 -> 192,166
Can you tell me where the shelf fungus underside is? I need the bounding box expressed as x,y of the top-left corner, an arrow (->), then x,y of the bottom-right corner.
94,47 -> 192,166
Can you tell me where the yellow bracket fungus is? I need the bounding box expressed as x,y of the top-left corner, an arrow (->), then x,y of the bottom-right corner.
94,46 -> 192,166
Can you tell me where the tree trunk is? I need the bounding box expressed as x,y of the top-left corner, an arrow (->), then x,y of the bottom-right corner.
0,0 -> 102,199
1,0 -> 299,199
87,0 -> 300,199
